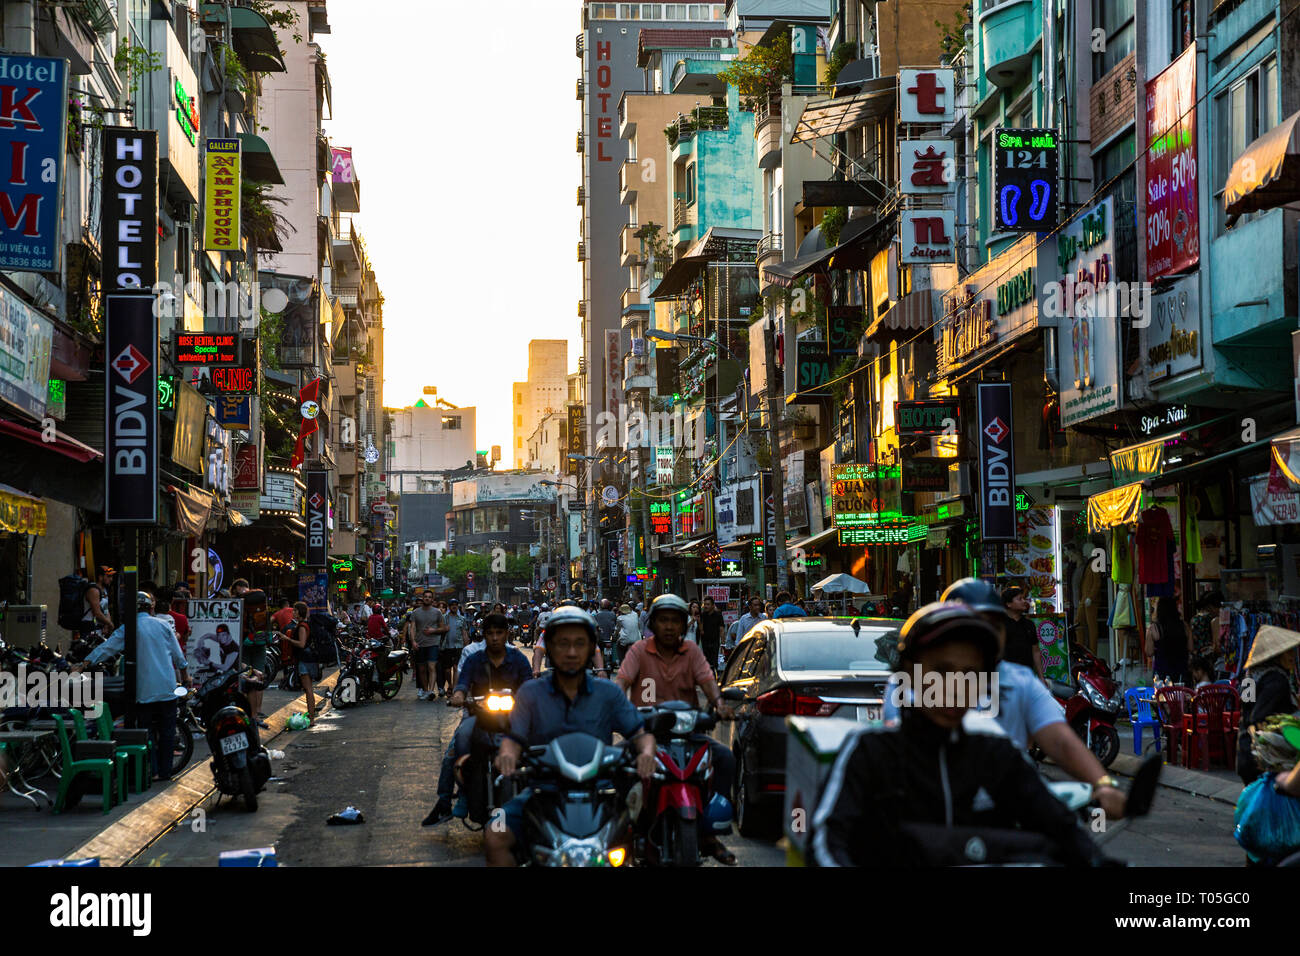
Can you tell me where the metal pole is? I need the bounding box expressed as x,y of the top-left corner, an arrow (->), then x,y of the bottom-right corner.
764,320 -> 788,594
123,531 -> 138,723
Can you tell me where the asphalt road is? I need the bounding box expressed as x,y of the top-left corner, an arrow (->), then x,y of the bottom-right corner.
134,664 -> 1242,868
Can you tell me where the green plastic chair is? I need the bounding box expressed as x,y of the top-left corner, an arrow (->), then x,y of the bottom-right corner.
52,714 -> 118,814
93,706 -> 152,795
66,710 -> 127,803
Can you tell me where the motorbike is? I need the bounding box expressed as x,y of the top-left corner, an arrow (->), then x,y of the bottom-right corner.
199,666 -> 271,811
1041,642 -> 1122,768
518,621 -> 534,647
630,701 -> 730,867
333,637 -> 408,707
453,688 -> 518,827
511,732 -> 635,867
170,684 -> 205,777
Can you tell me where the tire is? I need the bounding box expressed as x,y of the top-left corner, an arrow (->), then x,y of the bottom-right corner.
735,751 -> 776,839
670,812 -> 700,867
237,766 -> 258,811
378,669 -> 403,700
263,649 -> 280,686
170,721 -> 195,777
1089,725 -> 1120,768
334,675 -> 359,708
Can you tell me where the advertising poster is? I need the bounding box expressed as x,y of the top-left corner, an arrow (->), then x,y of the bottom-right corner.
1145,46 -> 1200,281
203,138 -> 241,252
995,506 -> 1063,611
0,282 -> 53,418
1055,197 -> 1121,426
187,597 -> 243,680
298,572 -> 328,612
1033,614 -> 1071,683
0,55 -> 67,272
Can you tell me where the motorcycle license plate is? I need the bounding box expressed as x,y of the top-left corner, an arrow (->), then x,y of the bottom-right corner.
219,734 -> 245,756
857,705 -> 882,722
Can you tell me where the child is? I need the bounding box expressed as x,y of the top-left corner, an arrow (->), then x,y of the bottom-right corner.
1189,655 -> 1213,689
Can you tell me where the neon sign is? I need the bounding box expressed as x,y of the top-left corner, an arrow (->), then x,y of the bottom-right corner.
175,77 -> 198,145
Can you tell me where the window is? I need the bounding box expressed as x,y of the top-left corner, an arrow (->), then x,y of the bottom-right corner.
664,3 -> 686,19
442,415 -> 461,430
1215,56 -> 1278,233
1093,131 -> 1135,187
643,4 -> 662,18
516,436 -> 523,448
516,393 -> 522,404
1092,0 -> 1135,81
685,162 -> 696,204
722,638 -> 754,685
619,3 -> 640,19
516,414 -> 523,427
1172,0 -> 1194,56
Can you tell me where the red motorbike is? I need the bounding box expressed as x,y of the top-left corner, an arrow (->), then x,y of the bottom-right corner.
1043,642 -> 1122,767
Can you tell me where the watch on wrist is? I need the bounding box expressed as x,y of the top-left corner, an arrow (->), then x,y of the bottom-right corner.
1093,775 -> 1120,789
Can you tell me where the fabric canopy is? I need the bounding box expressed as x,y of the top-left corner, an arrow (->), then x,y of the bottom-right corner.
1224,109 -> 1300,221
811,572 -> 872,594
171,485 -> 214,538
1272,425 -> 1300,488
0,483 -> 45,536
1086,481 -> 1144,533
1109,436 -> 1167,485
866,289 -> 932,341
791,79 -> 896,144
237,133 -> 285,185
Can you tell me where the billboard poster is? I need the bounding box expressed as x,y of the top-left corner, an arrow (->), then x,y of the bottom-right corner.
298,572 -> 328,611
1145,46 -> 1200,281
0,55 -> 67,273
1055,197 -> 1121,426
102,127 -> 158,291
203,137 -> 241,252
186,597 -> 243,681
976,383 -> 1017,542
105,295 -> 159,523
0,282 -> 53,418
330,147 -> 355,183
305,469 -> 328,568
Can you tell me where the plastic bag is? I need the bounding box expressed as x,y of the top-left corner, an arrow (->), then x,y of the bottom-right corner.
327,806 -> 364,825
286,712 -> 311,731
1234,774 -> 1300,863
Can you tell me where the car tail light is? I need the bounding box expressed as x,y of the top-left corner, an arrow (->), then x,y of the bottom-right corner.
755,688 -> 839,717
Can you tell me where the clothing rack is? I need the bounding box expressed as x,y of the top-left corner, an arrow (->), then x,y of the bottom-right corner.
1221,598 -> 1300,678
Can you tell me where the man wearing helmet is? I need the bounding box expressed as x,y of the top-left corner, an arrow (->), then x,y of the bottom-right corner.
811,602 -> 1102,866
616,593 -> 739,864
486,606 -> 657,866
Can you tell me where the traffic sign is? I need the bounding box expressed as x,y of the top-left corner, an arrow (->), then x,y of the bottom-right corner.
466,571 -> 476,585
545,578 -> 556,591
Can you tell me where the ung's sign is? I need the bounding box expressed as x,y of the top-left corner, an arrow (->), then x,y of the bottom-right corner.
0,55 -> 67,273
976,384 -> 1016,542
305,470 -> 328,568
102,128 -> 159,291
105,295 -> 159,523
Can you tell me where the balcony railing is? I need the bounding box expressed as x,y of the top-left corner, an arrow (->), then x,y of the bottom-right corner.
576,78 -> 585,100
664,106 -> 729,147
575,33 -> 584,58
757,232 -> 783,262
577,186 -> 586,205
576,131 -> 584,153
754,92 -> 782,125
668,51 -> 730,92
577,242 -> 587,261
673,196 -> 693,231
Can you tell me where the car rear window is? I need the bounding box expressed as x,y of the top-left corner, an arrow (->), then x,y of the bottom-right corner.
778,629 -> 899,672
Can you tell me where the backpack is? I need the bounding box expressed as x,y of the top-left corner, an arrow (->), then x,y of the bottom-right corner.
58,574 -> 90,631
307,612 -> 338,665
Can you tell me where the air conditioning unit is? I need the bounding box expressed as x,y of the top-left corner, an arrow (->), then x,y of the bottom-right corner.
710,37 -> 728,48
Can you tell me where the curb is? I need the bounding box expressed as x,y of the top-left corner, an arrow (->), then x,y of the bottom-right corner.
1109,751 -> 1244,808
67,671 -> 338,867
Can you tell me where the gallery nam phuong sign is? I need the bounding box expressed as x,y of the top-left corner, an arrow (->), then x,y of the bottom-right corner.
203,138 -> 240,252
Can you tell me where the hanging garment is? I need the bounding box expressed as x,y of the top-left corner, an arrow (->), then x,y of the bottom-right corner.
1111,526 -> 1134,584
1109,583 -> 1136,628
1146,548 -> 1177,599
1184,498 -> 1202,565
1137,505 -> 1174,585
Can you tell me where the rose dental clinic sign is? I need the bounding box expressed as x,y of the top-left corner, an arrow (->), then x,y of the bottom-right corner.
0,55 -> 67,273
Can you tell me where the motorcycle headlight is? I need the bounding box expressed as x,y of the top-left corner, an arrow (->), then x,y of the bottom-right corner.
556,838 -> 606,867
486,695 -> 514,712
607,847 -> 626,867
1080,679 -> 1108,709
672,710 -> 697,735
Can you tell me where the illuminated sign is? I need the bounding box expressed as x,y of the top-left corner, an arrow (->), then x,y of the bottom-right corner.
174,77 -> 198,145
649,500 -> 672,534
721,557 -> 743,577
331,558 -> 353,573
838,525 -> 927,545
203,137 -> 240,252
158,374 -> 177,410
896,399 -> 960,436
213,366 -> 256,393
993,128 -> 1059,233
831,464 -> 905,529
174,332 -> 240,366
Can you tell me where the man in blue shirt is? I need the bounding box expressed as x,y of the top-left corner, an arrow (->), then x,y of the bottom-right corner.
83,591 -> 190,780
485,606 -> 656,866
423,613 -> 532,827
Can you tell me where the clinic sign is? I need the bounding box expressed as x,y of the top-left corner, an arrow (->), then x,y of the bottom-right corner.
0,56 -> 68,273
102,128 -> 159,291
105,295 -> 159,524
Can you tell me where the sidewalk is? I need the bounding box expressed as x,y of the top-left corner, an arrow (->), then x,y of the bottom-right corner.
1110,720 -> 1244,807
0,674 -> 335,867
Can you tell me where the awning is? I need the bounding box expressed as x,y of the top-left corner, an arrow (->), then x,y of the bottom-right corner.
762,246 -> 837,286
787,527 -> 835,551
763,215 -> 887,289
237,133 -> 285,185
649,254 -> 711,299
1109,435 -> 1168,485
202,3 -> 287,73
226,508 -> 250,528
668,536 -> 711,554
170,485 -> 214,537
1270,425 -> 1300,487
791,79 -> 897,144
1224,109 -> 1300,222
0,483 -> 46,536
1086,482 -> 1144,533
719,536 -> 759,549
866,288 -> 932,340
0,418 -> 101,463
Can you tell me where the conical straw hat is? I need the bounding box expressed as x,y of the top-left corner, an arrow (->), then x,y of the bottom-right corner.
1245,625 -> 1300,669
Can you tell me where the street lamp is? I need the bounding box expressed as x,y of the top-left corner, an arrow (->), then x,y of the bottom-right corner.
644,329 -> 744,366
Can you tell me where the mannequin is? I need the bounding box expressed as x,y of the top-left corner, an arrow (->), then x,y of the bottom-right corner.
1074,537 -> 1105,655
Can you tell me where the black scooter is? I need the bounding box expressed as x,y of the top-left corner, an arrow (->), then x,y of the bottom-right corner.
199,666 -> 271,811
453,688 -> 518,827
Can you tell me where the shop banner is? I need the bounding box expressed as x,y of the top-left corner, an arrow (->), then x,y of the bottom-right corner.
1033,615 -> 1071,683
1145,47 -> 1200,282
305,469 -> 328,568
187,597 -> 243,678
976,383 -> 1017,542
105,295 -> 158,523
902,457 -> 950,493
1110,437 -> 1165,485
202,138 -> 241,252
1055,197 -> 1121,426
0,485 -> 45,536
102,128 -> 158,291
1250,473 -> 1300,527
1086,481 -> 1144,532
0,55 -> 67,273
173,485 -> 212,537
655,444 -> 674,485
706,585 -> 731,605
171,380 -> 207,473
330,147 -> 355,183
995,506 -> 1061,611
1147,273 -> 1202,382
0,281 -> 54,418
216,395 -> 253,430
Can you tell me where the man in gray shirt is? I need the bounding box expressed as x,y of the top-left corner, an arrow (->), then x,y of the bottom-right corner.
410,590 -> 447,701
437,598 -> 468,697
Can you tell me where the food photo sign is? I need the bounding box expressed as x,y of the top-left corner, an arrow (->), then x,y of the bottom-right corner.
1000,506 -> 1063,612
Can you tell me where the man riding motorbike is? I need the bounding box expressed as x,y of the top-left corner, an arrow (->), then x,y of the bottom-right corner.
422,613 -> 532,827
811,602 -> 1103,866
615,593 -> 739,865
486,606 -> 656,866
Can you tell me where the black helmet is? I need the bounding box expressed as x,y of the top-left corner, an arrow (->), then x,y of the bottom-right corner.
896,602 -> 1000,671
939,578 -> 1008,617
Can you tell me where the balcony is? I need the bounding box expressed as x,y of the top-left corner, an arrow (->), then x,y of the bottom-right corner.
620,159 -> 638,205
577,242 -> 587,262
333,215 -> 361,268
669,54 -> 732,96
576,131 -> 584,153
673,195 -> 695,233
664,106 -> 728,148
979,0 -> 1040,88
576,33 -> 584,58
757,232 -> 784,269
623,353 -> 654,392
576,78 -> 585,100
620,223 -> 642,268
577,186 -> 586,205
618,94 -> 636,139
754,92 -> 783,170
621,288 -> 642,312
578,300 -> 587,318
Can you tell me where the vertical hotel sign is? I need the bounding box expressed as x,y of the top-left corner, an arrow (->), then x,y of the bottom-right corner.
203,138 -> 240,252
0,55 -> 68,272
102,128 -> 158,291
1145,46 -> 1199,281
105,295 -> 159,523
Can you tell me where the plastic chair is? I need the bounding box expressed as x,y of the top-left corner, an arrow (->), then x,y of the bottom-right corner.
94,706 -> 152,795
50,714 -> 117,814
1183,686 -> 1240,771
1124,687 -> 1161,755
66,710 -> 127,803
1154,686 -> 1194,765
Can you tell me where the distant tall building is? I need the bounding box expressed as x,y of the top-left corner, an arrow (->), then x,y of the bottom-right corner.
512,339 -> 569,467
388,400 -> 478,482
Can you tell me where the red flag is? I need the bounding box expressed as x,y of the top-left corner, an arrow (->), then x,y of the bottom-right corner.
289,377 -> 324,470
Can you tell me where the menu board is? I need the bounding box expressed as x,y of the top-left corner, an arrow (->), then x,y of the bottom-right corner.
987,506 -> 1062,611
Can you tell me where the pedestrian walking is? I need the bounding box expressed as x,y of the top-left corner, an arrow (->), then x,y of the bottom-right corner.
439,599 -> 468,695
287,601 -> 320,724
410,589 -> 448,700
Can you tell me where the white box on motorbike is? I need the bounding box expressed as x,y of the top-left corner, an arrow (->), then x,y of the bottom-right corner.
4,605 -> 46,650
784,716 -> 864,866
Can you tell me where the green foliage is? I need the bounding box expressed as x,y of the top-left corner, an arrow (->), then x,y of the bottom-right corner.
113,38 -> 162,96
821,206 -> 848,247
935,7 -> 972,62
241,179 -> 294,251
718,33 -> 792,105
249,0 -> 303,46
504,553 -> 534,578
639,222 -> 673,264
829,355 -> 857,403
824,42 -> 856,87
218,42 -> 250,88
437,553 -> 491,586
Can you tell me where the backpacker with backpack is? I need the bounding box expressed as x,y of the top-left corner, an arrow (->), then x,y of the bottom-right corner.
57,574 -> 91,631
306,611 -> 339,666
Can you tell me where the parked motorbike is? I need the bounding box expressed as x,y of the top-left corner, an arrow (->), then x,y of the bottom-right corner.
333,638 -> 408,707
199,666 -> 271,811
630,700 -> 731,867
170,684 -> 205,777
1040,642 -> 1122,768
453,688 -> 518,827
511,732 -> 634,867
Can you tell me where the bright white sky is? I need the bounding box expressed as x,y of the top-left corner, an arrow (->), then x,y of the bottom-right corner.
320,1 -> 583,455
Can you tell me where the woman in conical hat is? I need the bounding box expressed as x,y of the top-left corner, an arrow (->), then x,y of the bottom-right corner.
1239,625 -> 1300,784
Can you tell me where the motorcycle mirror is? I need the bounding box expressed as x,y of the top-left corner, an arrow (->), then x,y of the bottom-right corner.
720,687 -> 745,702
1124,754 -> 1162,819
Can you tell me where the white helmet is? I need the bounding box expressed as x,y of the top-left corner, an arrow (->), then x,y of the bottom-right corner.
648,593 -> 689,625
542,605 -> 599,674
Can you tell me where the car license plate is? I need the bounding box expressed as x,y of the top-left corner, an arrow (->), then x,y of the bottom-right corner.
857,704 -> 882,722
219,734 -> 245,756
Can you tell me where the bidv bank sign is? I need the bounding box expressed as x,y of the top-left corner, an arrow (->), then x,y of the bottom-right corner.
102,129 -> 160,523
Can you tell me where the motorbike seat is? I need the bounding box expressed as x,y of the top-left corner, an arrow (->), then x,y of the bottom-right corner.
1050,680 -> 1076,700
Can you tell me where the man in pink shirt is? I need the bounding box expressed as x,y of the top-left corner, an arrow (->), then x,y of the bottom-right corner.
615,593 -> 737,865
